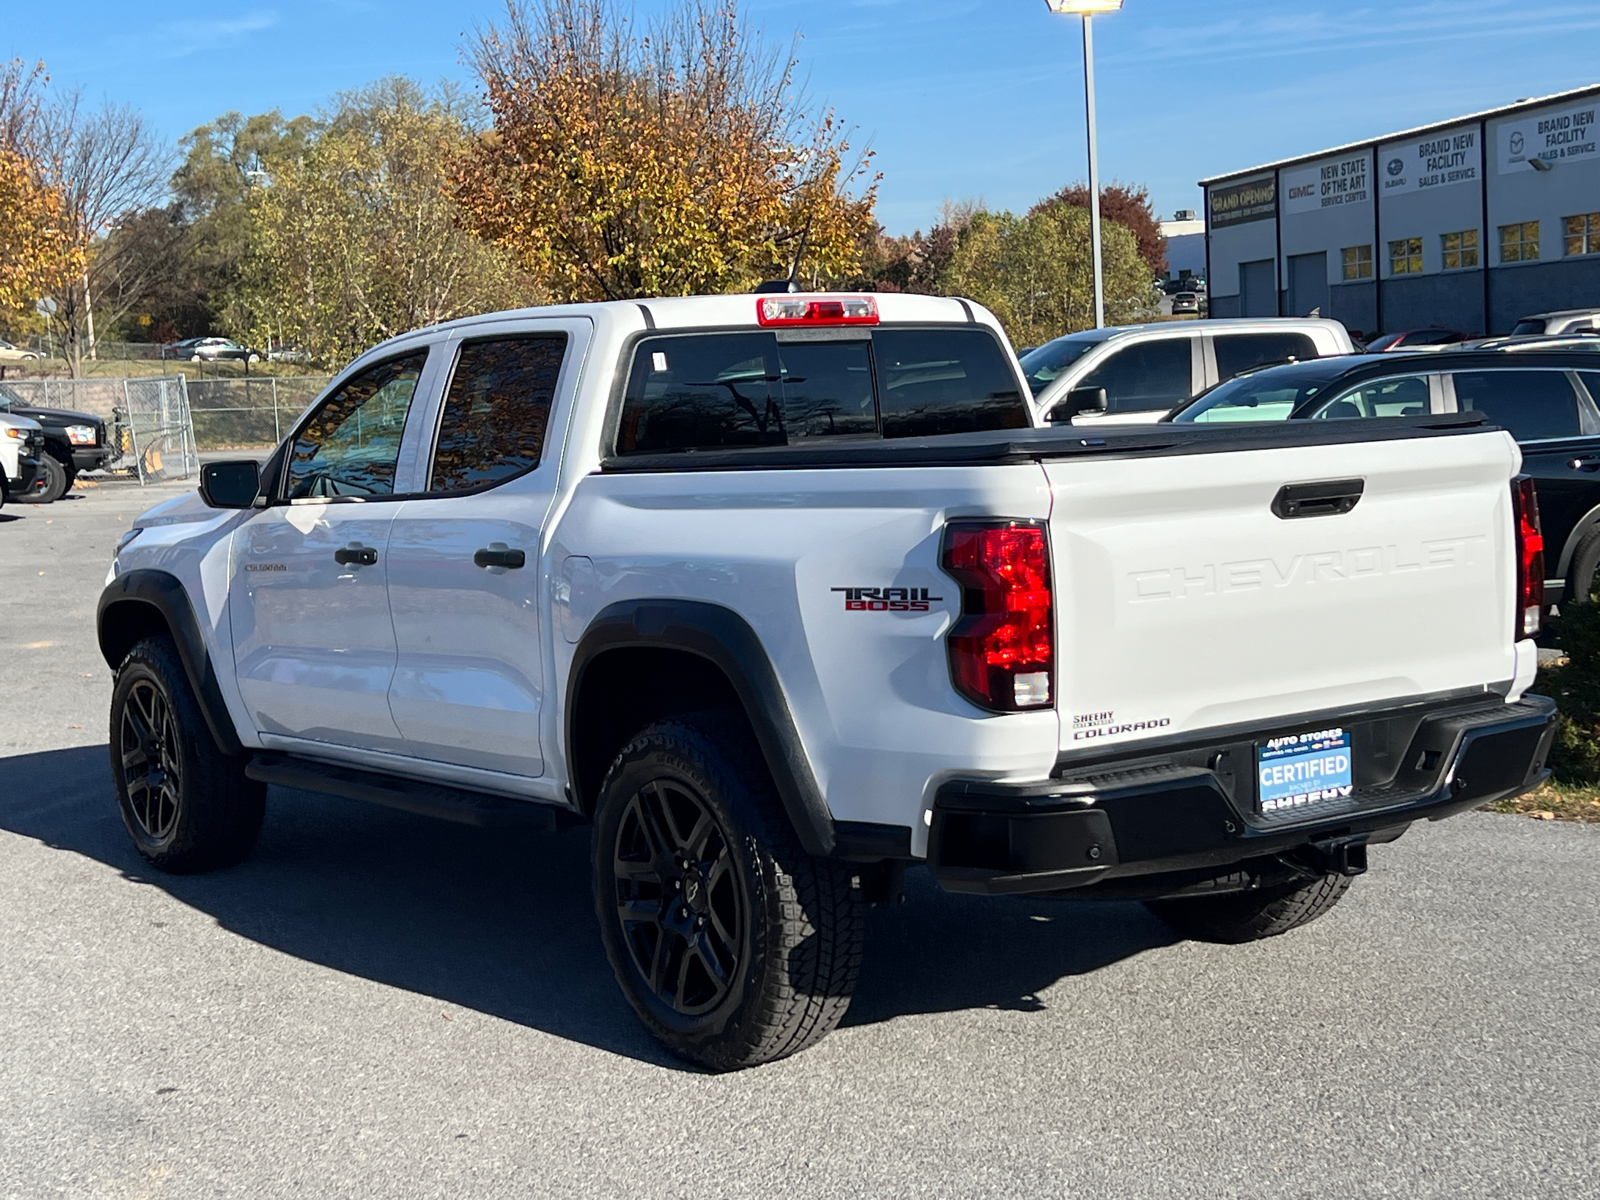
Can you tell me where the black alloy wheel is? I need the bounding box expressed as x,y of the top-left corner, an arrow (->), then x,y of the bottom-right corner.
613,779 -> 743,1016
119,677 -> 182,843
109,636 -> 265,872
592,713 -> 864,1071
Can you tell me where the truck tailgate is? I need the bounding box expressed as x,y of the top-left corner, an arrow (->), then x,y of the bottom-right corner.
1046,429 -> 1520,755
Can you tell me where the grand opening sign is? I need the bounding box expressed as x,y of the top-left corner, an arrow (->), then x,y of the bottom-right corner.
1209,176 -> 1276,228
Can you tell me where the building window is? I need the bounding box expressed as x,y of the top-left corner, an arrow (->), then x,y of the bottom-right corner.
1341,245 -> 1373,280
1441,229 -> 1479,270
1500,222 -> 1540,263
1564,212 -> 1600,257
1389,237 -> 1423,275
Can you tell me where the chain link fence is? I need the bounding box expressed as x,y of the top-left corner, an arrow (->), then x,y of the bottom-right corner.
0,377 -> 202,484
185,377 -> 331,451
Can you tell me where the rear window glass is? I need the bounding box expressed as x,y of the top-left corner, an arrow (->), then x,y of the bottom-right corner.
1511,319 -> 1548,336
615,328 -> 1026,455
1214,332 -> 1319,381
1452,370 -> 1580,440
873,329 -> 1028,438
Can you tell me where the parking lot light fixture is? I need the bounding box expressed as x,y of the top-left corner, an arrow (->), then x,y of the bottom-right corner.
1046,0 -> 1125,329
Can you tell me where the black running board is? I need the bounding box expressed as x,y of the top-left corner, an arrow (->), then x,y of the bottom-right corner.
245,752 -> 566,829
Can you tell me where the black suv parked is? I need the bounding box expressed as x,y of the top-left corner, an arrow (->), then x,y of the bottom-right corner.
1169,348 -> 1600,609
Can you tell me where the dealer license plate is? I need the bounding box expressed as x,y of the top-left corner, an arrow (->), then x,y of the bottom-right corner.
1256,727 -> 1354,814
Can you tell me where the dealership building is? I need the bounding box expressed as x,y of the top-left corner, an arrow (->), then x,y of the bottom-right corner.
1201,85 -> 1600,337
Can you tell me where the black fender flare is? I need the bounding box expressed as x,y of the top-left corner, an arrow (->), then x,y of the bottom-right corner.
567,599 -> 839,857
97,568 -> 243,756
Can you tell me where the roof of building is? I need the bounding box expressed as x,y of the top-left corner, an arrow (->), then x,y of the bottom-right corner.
1199,82 -> 1600,188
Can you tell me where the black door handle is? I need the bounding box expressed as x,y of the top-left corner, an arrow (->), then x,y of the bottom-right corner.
1272,478 -> 1365,519
1570,456 -> 1600,472
334,545 -> 378,566
474,544 -> 526,570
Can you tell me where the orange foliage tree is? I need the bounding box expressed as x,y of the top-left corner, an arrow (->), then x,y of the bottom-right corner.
454,0 -> 877,301
0,146 -> 82,316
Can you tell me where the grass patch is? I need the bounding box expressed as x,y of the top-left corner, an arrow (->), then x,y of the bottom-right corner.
1485,780 -> 1600,822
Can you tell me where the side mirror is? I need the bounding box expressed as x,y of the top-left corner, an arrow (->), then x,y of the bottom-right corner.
1048,387 -> 1108,423
200,460 -> 261,509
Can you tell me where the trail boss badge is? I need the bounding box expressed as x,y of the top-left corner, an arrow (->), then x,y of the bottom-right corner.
832,586 -> 941,612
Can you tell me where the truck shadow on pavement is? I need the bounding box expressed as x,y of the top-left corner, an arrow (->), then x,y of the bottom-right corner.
3,745 -> 1178,1069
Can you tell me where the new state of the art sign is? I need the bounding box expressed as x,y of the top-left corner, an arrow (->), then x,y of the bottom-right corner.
1282,154 -> 1371,215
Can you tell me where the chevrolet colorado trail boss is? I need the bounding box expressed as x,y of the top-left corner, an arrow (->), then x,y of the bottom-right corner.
98,293 -> 1556,1070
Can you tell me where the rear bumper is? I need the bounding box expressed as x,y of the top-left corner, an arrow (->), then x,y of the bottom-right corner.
929,693 -> 1556,896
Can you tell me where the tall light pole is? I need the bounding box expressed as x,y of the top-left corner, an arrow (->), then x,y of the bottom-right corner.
1046,0 -> 1124,329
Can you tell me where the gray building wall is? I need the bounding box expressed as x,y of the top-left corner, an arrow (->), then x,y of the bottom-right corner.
1202,90 -> 1600,337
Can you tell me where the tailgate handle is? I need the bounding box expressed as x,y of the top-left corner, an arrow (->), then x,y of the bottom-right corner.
1272,478 -> 1364,520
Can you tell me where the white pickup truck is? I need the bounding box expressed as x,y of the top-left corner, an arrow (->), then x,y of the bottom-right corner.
98,292 -> 1555,1070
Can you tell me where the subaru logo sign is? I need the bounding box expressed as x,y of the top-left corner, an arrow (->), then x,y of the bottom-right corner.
1387,158 -> 1404,176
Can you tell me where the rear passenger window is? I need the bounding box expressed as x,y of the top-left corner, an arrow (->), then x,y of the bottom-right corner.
1214,332 -> 1318,381
615,328 -> 1026,454
428,335 -> 567,493
874,329 -> 1028,437
1452,370 -> 1580,440
1077,338 -> 1192,413
1313,375 -> 1430,419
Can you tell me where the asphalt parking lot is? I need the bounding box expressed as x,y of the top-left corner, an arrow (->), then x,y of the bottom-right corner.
2,481 -> 1598,1199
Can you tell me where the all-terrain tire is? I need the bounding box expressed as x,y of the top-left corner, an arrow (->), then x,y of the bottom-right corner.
592,711 -> 864,1071
109,636 -> 265,873
1145,871 -> 1353,944
15,452 -> 67,503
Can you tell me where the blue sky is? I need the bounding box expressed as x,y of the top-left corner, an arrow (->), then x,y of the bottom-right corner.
9,1 -> 1600,233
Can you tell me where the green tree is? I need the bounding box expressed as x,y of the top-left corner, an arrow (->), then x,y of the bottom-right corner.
238,79 -> 535,367
1032,181 -> 1167,280
945,206 -> 1151,349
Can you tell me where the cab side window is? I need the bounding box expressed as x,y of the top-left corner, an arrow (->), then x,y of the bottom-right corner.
1213,332 -> 1318,381
1077,338 -> 1193,413
1313,375 -> 1430,419
1451,370 -> 1581,441
428,335 -> 567,494
284,352 -> 427,499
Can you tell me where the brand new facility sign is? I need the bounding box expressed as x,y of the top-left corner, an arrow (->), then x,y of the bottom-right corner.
1499,102 -> 1599,173
1381,126 -> 1480,194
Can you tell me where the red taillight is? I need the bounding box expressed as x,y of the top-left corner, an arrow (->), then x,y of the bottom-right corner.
756,295 -> 878,327
1512,475 -> 1544,639
942,521 -> 1054,712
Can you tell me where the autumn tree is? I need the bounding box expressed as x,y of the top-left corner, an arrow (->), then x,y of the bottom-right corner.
1032,181 -> 1167,279
238,79 -> 535,367
945,206 -> 1151,348
455,0 -> 878,301
0,146 -> 82,316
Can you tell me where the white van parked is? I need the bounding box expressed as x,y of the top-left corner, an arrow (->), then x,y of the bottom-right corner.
1022,317 -> 1356,425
